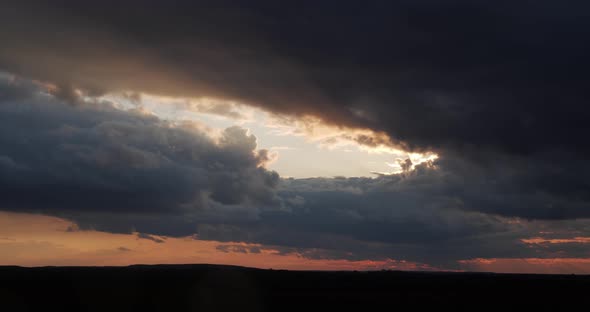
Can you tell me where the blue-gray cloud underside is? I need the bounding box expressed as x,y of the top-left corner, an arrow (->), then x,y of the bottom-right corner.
0,78 -> 588,267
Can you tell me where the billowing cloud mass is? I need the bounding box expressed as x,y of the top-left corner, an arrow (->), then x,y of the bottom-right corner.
2,1 -> 590,154
0,1 -> 589,271
0,75 -> 279,221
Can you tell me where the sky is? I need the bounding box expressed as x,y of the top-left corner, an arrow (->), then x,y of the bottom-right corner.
0,0 -> 589,274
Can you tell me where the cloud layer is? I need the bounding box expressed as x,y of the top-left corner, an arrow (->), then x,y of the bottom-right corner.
0,1 -> 589,270
2,1 -> 590,156
0,76 -> 279,219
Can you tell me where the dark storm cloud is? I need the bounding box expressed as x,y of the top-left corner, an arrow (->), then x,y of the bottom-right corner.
0,76 -> 279,218
0,78 -> 588,266
2,0 -> 590,157
137,233 -> 165,244
255,165 -> 590,264
1,1 -> 589,220
49,158 -> 590,265
196,168 -> 590,266
280,151 -> 590,220
1,1 -> 590,267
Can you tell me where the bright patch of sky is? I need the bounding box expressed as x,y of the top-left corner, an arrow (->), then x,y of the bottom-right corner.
104,94 -> 435,178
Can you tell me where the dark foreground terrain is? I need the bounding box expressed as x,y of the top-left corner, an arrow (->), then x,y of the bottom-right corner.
1,264 -> 588,311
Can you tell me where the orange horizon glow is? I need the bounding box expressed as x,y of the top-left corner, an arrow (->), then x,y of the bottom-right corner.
459,258 -> 590,274
2,212 -> 589,274
0,212 -> 430,271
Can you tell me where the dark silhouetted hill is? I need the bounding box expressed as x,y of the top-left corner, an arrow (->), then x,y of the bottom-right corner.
1,264 -> 588,311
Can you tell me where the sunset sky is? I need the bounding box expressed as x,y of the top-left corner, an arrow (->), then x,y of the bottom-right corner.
0,0 -> 589,274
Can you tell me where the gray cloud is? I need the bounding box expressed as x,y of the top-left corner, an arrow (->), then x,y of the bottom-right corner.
1,1 -> 590,269
1,1 -> 590,158
1,1 -> 588,221
0,76 -> 279,220
136,233 -> 165,244
216,244 -> 262,254
1,76 -> 589,268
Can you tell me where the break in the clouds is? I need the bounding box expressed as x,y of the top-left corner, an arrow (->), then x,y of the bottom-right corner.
0,77 -> 589,269
0,1 -> 589,271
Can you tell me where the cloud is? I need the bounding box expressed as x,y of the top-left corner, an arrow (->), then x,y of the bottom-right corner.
459,258 -> 590,274
216,244 -> 262,254
136,233 -> 165,244
187,99 -> 246,120
192,159 -> 590,266
2,1 -> 590,158
0,76 -> 279,223
2,2 -> 589,214
1,76 -> 590,268
1,1 -> 590,270
522,237 -> 590,245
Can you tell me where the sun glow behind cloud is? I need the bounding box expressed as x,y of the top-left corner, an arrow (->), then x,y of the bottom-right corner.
99,93 -> 439,178
0,70 -> 587,272
23,79 -> 440,178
